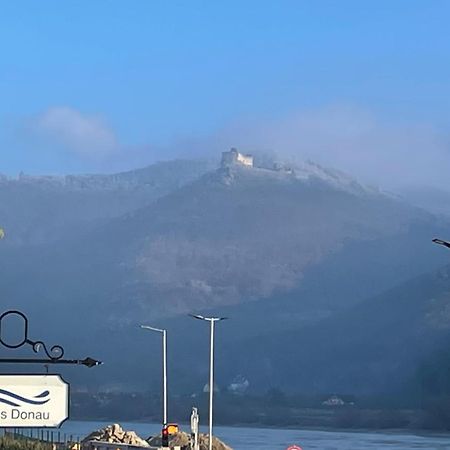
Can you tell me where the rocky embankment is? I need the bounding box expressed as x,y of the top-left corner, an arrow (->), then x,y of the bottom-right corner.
82,423 -> 232,450
148,431 -> 232,450
82,424 -> 149,447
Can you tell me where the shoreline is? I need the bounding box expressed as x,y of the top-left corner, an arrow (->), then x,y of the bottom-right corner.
68,417 -> 450,438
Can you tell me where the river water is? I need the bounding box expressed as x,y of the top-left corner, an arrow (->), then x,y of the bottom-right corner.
58,420 -> 450,449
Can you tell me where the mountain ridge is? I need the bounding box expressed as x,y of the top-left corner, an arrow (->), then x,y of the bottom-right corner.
1,154 -> 449,394
0,158 -> 215,245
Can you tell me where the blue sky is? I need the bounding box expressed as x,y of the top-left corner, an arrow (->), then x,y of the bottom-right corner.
1,1 -> 450,188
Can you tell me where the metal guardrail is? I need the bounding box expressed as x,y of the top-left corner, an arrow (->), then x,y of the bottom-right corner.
1,427 -> 83,446
82,440 -> 159,450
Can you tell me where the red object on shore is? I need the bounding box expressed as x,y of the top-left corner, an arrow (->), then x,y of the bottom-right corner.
287,446 -> 302,450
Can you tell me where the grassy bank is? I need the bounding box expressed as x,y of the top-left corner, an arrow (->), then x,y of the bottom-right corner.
0,436 -> 53,450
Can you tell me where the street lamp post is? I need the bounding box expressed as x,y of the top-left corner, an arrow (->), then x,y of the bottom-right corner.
190,314 -> 227,450
140,325 -> 168,426
433,238 -> 450,249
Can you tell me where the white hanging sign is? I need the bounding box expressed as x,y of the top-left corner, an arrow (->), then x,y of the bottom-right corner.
0,374 -> 69,427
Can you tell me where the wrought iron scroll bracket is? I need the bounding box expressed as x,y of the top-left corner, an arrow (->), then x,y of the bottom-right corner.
0,310 -> 101,368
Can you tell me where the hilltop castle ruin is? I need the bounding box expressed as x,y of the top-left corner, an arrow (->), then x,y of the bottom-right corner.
221,148 -> 254,168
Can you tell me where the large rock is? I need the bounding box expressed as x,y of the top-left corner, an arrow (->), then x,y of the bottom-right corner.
82,423 -> 149,447
147,431 -> 232,450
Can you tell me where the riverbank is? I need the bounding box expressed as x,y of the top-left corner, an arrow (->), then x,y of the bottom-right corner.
70,407 -> 444,433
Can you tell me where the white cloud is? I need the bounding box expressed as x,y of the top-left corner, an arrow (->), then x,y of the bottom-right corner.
21,103 -> 450,192
30,107 -> 118,157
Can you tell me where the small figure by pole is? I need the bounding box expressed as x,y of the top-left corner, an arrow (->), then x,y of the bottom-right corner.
190,407 -> 199,450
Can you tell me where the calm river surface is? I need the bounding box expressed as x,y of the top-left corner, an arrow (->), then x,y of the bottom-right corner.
59,420 -> 450,449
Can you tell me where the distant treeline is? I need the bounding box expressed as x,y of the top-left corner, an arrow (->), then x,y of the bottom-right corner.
71,385 -> 450,431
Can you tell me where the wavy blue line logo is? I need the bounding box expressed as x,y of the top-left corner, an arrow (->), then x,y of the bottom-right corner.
0,389 -> 50,407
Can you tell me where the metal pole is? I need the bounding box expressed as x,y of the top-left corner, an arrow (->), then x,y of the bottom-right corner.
209,319 -> 214,450
140,325 -> 168,429
162,329 -> 167,426
189,314 -> 227,450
